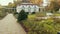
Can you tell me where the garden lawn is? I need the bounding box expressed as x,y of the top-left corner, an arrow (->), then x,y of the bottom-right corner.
28,14 -> 36,20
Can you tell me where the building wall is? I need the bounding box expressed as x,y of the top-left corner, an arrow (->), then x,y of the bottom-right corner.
16,5 -> 39,13
43,0 -> 50,6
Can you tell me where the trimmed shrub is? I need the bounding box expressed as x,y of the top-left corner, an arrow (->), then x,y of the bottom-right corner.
17,9 -> 28,22
32,12 -> 35,14
26,12 -> 29,15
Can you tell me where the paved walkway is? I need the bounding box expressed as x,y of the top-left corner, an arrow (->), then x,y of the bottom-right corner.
0,14 -> 26,34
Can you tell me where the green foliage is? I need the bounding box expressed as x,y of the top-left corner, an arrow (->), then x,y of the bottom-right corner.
22,14 -> 60,34
53,18 -> 60,23
36,12 -> 46,17
28,14 -> 36,20
53,13 -> 60,16
32,12 -> 35,14
22,19 -> 58,34
14,12 -> 18,15
0,11 -> 7,20
17,12 -> 60,34
17,10 -> 28,22
26,12 -> 29,15
50,1 -> 60,12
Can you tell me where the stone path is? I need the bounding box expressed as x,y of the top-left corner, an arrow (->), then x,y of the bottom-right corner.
0,14 -> 26,34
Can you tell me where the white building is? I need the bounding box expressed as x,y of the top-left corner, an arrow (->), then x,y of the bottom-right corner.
43,0 -> 50,6
16,0 -> 39,13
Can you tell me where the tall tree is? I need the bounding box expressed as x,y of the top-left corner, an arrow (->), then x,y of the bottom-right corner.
30,0 -> 42,5
46,0 -> 60,12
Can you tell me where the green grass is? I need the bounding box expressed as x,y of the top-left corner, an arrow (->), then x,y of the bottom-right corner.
53,13 -> 60,16
28,14 -> 36,20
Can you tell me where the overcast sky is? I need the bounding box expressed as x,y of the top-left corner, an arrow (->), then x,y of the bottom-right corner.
0,0 -> 13,6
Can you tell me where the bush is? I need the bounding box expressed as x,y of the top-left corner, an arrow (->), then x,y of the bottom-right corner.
17,10 -> 28,22
26,12 -> 29,15
0,11 -> 7,20
14,12 -> 18,14
22,20 -> 58,34
53,18 -> 60,23
32,12 -> 35,14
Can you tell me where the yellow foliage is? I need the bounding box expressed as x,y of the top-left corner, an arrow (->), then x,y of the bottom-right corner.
30,0 -> 42,5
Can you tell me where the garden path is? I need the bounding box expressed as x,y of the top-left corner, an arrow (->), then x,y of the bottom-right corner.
0,14 -> 26,34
